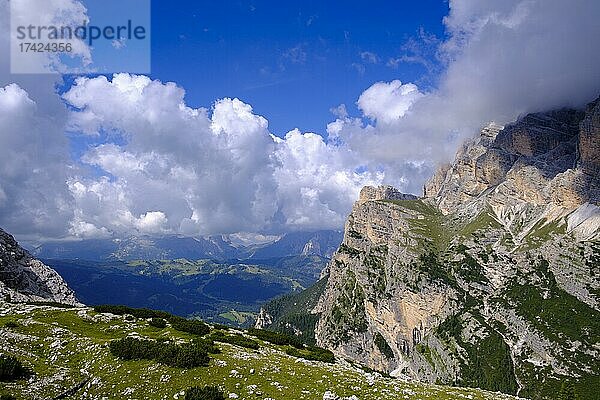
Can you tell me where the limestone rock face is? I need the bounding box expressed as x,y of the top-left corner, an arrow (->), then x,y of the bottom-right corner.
426,101 -> 599,215
310,97 -> 600,399
579,97 -> 600,176
0,228 -> 81,305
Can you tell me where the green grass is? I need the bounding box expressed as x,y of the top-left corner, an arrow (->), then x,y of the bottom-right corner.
521,219 -> 566,250
459,210 -> 501,238
0,303 -> 520,400
217,310 -> 254,325
396,200 -> 453,253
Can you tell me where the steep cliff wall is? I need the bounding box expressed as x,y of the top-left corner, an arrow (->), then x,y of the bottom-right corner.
310,97 -> 600,399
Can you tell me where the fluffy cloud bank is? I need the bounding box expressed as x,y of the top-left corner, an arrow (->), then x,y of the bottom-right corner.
0,84 -> 73,237
357,80 -> 423,123
61,74 -> 381,237
1,0 -> 599,239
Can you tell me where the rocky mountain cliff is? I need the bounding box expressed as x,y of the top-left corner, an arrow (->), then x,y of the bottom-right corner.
0,228 -> 80,305
258,97 -> 600,400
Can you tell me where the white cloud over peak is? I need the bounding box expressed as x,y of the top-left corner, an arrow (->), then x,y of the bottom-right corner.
331,0 -> 600,191
434,0 -> 600,131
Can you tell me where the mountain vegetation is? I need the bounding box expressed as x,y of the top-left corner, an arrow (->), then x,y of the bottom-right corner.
44,255 -> 329,326
0,302 -> 521,400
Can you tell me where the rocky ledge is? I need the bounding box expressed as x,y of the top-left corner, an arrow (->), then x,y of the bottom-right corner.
0,228 -> 81,305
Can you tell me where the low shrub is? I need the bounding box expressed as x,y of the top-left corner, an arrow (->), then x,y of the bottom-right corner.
209,331 -> 259,350
155,343 -> 210,369
169,317 -> 210,336
94,305 -> 210,336
185,385 -> 225,400
0,355 -> 28,381
93,305 -> 172,320
108,337 -> 157,360
211,323 -> 231,331
247,328 -> 304,348
3,321 -> 18,329
149,318 -> 167,328
109,337 -> 210,368
191,338 -> 221,354
285,346 -> 335,363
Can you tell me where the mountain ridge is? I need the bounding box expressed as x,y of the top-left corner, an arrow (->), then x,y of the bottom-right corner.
28,230 -> 343,262
257,97 -> 600,400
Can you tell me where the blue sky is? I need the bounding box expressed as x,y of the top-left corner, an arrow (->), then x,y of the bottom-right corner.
149,0 -> 449,137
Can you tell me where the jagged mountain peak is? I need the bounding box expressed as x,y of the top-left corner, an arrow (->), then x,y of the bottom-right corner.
359,185 -> 418,203
425,98 -> 600,219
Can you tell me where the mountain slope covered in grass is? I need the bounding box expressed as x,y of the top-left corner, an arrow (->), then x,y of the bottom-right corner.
0,302 -> 523,400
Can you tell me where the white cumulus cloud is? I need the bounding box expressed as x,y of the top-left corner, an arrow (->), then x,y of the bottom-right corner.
60,73 -> 382,237
357,80 -> 423,123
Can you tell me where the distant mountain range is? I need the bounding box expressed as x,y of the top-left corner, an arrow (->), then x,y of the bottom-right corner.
28,230 -> 343,262
245,230 -> 343,259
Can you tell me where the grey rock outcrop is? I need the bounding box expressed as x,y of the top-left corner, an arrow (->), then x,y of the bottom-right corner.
578,97 -> 600,176
425,101 -> 600,215
0,228 -> 81,305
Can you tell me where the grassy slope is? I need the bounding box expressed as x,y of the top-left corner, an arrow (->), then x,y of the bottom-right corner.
258,276 -> 329,345
0,303 -> 520,400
